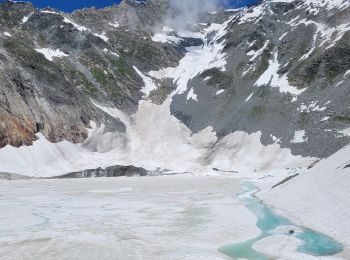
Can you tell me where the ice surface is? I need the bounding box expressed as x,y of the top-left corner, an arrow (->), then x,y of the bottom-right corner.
0,176 -> 258,260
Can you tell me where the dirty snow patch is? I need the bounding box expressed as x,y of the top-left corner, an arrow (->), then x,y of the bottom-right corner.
291,130 -> 307,143
108,22 -> 120,28
338,128 -> 350,137
63,17 -> 89,32
152,33 -> 182,44
245,92 -> 254,102
103,48 -> 119,57
133,66 -> 158,97
22,12 -> 33,23
93,32 -> 108,42
247,40 -> 269,62
298,101 -> 327,113
216,89 -> 224,95
187,88 -> 198,101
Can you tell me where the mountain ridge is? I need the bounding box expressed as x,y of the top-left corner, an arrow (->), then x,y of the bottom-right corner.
0,0 -> 349,173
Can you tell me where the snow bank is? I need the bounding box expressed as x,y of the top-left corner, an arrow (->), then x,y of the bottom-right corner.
34,48 -> 68,61
260,144 -> 350,256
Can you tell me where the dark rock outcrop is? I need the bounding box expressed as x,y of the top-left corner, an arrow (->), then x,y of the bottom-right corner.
55,165 -> 149,178
272,174 -> 299,189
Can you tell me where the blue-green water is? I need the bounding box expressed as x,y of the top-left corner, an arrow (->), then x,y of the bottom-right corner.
219,182 -> 342,259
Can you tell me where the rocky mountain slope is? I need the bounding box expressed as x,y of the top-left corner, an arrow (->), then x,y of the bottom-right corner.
0,0 -> 349,176
0,0 -> 180,148
170,0 -> 350,158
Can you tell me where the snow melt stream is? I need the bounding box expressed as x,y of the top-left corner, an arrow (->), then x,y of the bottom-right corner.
219,182 -> 342,259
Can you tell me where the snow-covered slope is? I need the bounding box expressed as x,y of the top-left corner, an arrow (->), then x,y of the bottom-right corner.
260,144 -> 350,256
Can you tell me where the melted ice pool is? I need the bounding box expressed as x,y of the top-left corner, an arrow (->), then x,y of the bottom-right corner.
219,182 -> 343,259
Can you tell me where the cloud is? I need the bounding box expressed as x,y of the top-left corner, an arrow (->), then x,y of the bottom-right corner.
163,0 -> 223,31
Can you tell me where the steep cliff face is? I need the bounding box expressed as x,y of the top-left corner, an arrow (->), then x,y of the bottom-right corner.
0,0 -> 349,175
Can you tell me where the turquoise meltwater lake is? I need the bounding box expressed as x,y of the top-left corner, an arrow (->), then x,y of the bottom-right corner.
219,182 -> 343,260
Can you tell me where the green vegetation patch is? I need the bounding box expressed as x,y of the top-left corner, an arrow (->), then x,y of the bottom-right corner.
253,42 -> 274,78
324,37 -> 350,80
250,105 -> 267,117
334,115 -> 350,124
111,58 -> 134,77
201,68 -> 232,87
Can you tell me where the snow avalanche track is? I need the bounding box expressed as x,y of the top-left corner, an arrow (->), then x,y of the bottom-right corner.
0,16 -> 313,177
